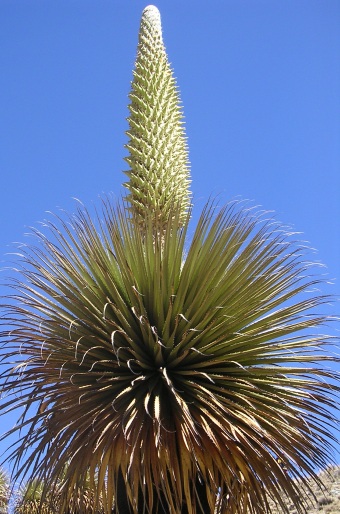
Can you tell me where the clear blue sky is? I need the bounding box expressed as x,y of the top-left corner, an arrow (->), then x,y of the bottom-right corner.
0,0 -> 339,474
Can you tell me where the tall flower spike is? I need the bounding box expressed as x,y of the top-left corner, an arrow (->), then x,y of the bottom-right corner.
124,5 -> 191,232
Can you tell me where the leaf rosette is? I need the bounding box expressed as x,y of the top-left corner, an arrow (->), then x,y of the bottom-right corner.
1,199 -> 338,513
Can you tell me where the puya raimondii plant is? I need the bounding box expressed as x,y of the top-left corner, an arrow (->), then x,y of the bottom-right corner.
0,5 -> 339,514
